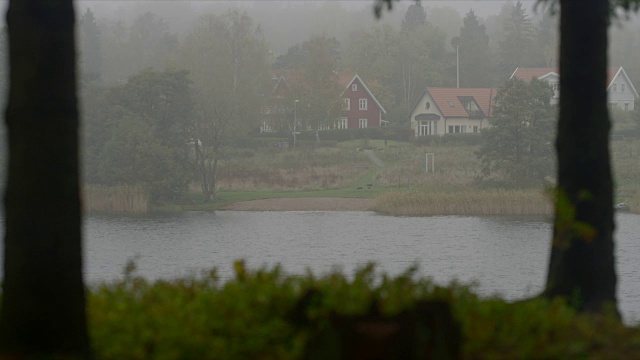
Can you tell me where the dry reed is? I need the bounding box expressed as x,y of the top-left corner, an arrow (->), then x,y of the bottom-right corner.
83,185 -> 149,214
373,189 -> 552,216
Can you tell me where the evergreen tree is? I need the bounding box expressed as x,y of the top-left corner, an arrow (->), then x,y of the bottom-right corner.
535,9 -> 559,68
458,9 -> 492,87
79,8 -> 102,82
499,1 -> 535,76
400,3 -> 426,33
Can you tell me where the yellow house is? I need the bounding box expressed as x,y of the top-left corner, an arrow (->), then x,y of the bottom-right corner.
410,88 -> 497,136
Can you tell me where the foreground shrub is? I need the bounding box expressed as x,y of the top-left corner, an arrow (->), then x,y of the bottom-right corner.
88,263 -> 639,359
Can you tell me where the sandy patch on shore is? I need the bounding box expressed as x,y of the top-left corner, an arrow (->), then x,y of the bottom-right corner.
223,197 -> 375,211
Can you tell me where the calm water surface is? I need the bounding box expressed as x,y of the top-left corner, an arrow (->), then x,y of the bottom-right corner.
85,211 -> 640,323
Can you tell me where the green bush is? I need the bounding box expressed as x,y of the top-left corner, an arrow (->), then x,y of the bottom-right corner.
88,263 -> 639,360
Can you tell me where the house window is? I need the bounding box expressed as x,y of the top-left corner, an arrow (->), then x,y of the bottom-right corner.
338,117 -> 348,129
352,84 -> 357,91
342,98 -> 350,110
359,118 -> 367,128
448,125 -> 464,134
622,84 -> 626,92
419,121 -> 431,136
473,126 -> 479,133
359,98 -> 367,110
613,84 -> 617,92
625,103 -> 630,111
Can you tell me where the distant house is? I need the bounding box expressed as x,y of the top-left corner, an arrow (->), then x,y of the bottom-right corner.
409,88 -> 496,136
261,73 -> 387,132
260,75 -> 293,133
337,74 -> 387,129
510,66 -> 639,110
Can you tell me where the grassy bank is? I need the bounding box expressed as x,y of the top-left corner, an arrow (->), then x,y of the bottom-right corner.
88,263 -> 638,359
149,137 -> 640,215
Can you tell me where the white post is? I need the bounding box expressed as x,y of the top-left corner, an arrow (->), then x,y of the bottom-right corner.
426,153 -> 435,173
293,99 -> 299,147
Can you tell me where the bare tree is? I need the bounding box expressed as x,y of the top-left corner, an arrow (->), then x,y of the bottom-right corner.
182,10 -> 269,201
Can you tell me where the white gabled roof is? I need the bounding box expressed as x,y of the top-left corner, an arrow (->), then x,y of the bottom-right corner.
607,66 -> 639,98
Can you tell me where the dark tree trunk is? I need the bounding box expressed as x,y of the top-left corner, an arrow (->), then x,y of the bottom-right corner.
0,0 -> 91,357
545,0 -> 618,314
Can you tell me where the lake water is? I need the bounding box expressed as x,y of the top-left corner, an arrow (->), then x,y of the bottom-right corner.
84,211 -> 640,323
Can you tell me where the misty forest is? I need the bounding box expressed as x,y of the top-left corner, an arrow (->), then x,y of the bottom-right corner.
4,0 -> 640,358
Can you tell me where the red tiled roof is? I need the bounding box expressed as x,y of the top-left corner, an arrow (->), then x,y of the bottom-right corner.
426,88 -> 497,118
511,67 -> 622,86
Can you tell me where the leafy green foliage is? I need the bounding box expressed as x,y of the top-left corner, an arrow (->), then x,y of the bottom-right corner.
82,68 -> 194,201
88,263 -> 639,359
476,78 -> 556,186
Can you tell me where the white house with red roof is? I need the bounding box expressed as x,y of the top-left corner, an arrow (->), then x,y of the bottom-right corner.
409,88 -> 497,136
337,74 -> 387,129
510,66 -> 638,110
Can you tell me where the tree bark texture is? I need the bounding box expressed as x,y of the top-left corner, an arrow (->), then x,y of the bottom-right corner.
545,0 -> 618,314
0,0 -> 91,357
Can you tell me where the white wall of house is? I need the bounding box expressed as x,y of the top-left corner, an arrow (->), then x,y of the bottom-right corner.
540,73 -> 560,105
410,92 -> 445,136
607,72 -> 636,110
410,92 -> 489,136
538,70 -> 637,110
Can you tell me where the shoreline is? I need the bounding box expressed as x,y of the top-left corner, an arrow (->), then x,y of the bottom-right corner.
221,197 -> 375,211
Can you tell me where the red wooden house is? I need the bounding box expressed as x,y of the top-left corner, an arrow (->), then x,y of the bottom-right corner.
261,73 -> 387,132
337,74 -> 387,129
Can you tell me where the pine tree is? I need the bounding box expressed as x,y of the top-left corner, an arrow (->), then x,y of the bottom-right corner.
400,3 -> 426,33
499,1 -> 534,76
79,8 -> 102,82
458,9 -> 493,87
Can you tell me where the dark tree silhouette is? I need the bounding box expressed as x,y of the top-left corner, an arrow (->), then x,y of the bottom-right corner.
0,0 -> 91,357
544,0 -> 617,314
400,3 -> 426,33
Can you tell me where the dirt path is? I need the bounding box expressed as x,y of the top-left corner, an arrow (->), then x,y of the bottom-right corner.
223,197 -> 375,211
364,149 -> 384,166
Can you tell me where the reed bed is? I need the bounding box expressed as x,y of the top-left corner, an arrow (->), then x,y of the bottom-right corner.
84,185 -> 149,214
373,189 -> 552,216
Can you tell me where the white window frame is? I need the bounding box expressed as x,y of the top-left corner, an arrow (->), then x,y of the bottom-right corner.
352,84 -> 357,91
359,98 -> 367,110
359,118 -> 367,128
338,117 -> 348,129
342,98 -> 350,110
419,121 -> 431,136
